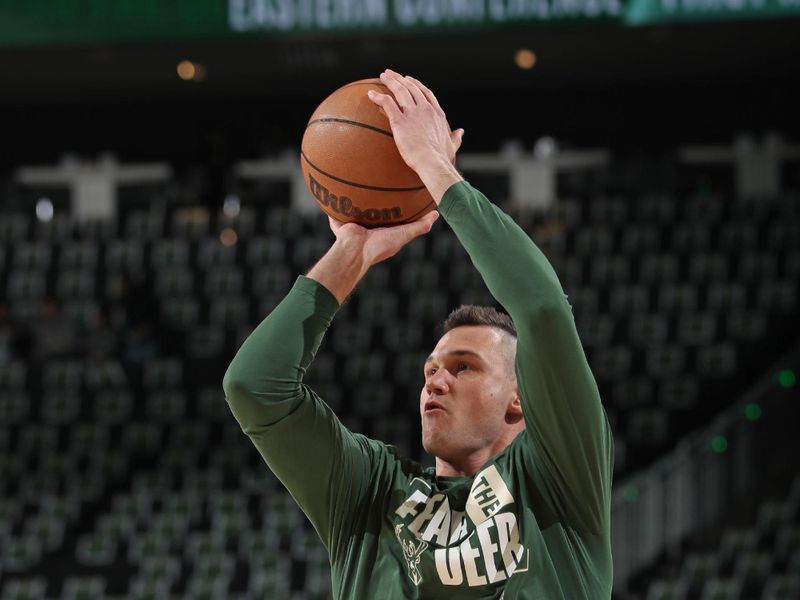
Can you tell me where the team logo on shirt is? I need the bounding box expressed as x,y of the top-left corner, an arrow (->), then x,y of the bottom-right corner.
395,524 -> 428,585
393,465 -> 529,587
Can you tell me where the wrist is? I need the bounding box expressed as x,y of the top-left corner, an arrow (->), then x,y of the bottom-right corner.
307,236 -> 369,304
413,154 -> 464,204
330,236 -> 370,277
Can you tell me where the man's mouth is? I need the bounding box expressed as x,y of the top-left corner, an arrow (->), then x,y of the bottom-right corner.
424,400 -> 445,413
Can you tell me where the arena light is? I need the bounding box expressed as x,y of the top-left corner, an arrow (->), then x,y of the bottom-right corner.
177,60 -> 195,81
35,197 -> 54,222
622,484 -> 639,503
514,49 -> 537,70
177,60 -> 206,82
220,227 -> 238,247
744,403 -> 762,422
710,435 -> 728,454
223,194 -> 241,218
777,369 -> 796,388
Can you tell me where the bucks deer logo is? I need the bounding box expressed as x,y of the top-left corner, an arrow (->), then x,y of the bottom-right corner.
395,524 -> 428,586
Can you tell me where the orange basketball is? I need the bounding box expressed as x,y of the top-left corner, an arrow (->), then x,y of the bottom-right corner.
300,78 -> 434,228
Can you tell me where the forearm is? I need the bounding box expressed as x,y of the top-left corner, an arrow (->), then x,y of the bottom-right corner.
416,154 -> 464,205
439,181 -> 564,317
307,237 -> 369,305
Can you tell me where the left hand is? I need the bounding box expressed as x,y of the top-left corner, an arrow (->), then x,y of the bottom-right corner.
328,210 -> 440,270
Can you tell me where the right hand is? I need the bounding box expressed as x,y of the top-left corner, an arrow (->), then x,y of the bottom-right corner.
368,70 -> 465,202
368,70 -> 463,173
329,210 -> 440,270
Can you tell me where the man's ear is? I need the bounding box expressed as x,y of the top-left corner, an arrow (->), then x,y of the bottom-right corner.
506,392 -> 523,424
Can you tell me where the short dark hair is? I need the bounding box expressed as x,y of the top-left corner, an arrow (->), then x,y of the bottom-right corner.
442,305 -> 517,338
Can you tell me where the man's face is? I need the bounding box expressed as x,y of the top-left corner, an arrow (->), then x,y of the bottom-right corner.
420,325 -> 518,464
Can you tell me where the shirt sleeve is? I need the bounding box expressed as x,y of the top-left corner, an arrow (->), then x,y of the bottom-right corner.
438,181 -> 614,535
222,275 -> 376,552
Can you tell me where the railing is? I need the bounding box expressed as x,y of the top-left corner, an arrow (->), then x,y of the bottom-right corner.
611,341 -> 800,595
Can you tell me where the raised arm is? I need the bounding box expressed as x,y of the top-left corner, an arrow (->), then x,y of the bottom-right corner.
222,209 -> 438,549
371,70 -> 613,535
440,185 -> 613,535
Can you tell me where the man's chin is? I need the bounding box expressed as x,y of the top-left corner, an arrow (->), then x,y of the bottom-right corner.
422,434 -> 450,461
421,435 -> 439,457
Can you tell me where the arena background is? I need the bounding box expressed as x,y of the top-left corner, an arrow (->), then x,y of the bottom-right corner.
1,1 -> 799,599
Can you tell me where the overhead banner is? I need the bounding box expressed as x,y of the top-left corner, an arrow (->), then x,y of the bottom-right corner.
0,0 -> 620,45
626,0 -> 800,25
0,0 -> 798,45
229,0 -> 621,32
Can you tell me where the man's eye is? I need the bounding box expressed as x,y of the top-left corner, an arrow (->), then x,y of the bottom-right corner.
427,367 -> 437,376
457,363 -> 469,372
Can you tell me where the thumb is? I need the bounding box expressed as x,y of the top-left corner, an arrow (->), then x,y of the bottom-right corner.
452,128 -> 465,151
399,210 -> 439,243
417,209 -> 440,233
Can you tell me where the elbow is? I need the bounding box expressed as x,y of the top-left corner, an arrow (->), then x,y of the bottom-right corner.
222,359 -> 267,406
222,370 -> 250,406
222,369 -> 304,433
222,365 -> 304,412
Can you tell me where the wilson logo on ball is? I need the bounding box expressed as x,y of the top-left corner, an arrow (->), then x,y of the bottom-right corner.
309,174 -> 403,223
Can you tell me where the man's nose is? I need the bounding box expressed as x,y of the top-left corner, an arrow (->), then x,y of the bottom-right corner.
426,370 -> 450,395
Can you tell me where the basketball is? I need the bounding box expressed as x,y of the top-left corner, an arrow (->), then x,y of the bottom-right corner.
300,78 -> 434,228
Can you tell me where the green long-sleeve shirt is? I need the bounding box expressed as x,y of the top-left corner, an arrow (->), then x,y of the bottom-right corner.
224,181 -> 614,599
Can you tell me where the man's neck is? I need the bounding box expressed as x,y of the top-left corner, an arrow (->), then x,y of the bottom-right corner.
435,453 -> 493,478
434,435 -> 519,477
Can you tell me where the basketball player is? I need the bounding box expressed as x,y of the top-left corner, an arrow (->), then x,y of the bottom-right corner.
224,69 -> 613,598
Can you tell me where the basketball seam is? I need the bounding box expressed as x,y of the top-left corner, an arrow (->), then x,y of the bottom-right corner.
307,117 -> 393,138
301,152 -> 426,192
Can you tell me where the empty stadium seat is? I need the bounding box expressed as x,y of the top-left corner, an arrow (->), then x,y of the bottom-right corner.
0,214 -> 30,242
1,576 -> 47,600
160,296 -> 200,329
590,255 -> 630,285
658,378 -> 699,410
626,407 -> 670,446
6,271 -> 47,301
646,579 -> 689,600
246,236 -> 286,265
197,237 -> 237,268
676,312 -> 717,346
576,314 -> 615,349
154,267 -> 194,297
204,267 -> 244,296
591,346 -> 632,381
671,224 -> 712,254
621,225 -> 662,254
208,296 -> 250,328
401,262 -> 439,291
628,314 -> 670,347
761,574 -> 800,600
609,284 -> 650,315
408,292 -> 447,322
699,577 -> 743,600
646,345 -> 689,381
104,239 -> 145,271
292,236 -> 329,268
251,265 -> 292,296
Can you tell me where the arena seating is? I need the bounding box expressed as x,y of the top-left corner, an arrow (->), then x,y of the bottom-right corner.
0,178 -> 798,598
643,475 -> 800,600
